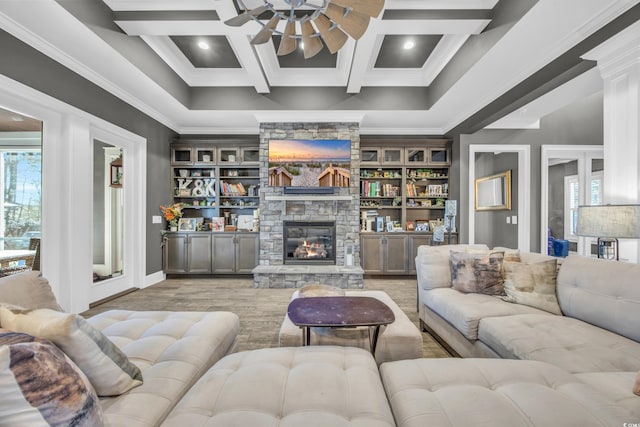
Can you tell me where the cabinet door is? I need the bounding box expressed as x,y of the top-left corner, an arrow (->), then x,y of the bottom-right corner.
171,147 -> 194,165
163,234 -> 188,273
360,148 -> 381,165
408,235 -> 431,274
218,148 -> 239,164
385,235 -> 408,274
240,147 -> 260,164
235,234 -> 258,273
428,147 -> 450,165
212,234 -> 236,273
381,148 -> 403,164
406,147 -> 427,164
360,235 -> 385,273
187,234 -> 212,273
194,147 -> 215,165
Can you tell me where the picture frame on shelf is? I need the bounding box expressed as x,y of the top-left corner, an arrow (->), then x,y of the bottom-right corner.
415,221 -> 429,232
211,217 -> 225,232
178,218 -> 197,231
406,221 -> 415,232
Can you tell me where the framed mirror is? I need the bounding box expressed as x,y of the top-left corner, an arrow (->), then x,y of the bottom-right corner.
475,170 -> 511,211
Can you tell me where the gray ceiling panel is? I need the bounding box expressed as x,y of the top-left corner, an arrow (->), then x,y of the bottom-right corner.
171,36 -> 241,68
375,35 -> 442,69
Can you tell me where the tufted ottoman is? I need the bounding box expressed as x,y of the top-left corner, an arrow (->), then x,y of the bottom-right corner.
279,290 -> 423,364
379,358 -> 635,427
161,346 -> 396,427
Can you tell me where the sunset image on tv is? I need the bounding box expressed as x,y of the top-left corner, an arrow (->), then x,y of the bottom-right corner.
268,139 -> 351,188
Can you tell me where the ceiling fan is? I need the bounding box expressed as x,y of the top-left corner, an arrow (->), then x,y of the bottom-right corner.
225,0 -> 384,59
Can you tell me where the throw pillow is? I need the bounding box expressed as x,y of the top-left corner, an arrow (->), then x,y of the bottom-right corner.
0,271 -> 62,312
0,332 -> 103,426
450,251 -> 505,295
634,370 -> 640,396
0,307 -> 143,396
501,259 -> 562,315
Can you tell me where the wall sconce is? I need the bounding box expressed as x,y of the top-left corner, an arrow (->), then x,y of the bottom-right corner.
576,204 -> 640,260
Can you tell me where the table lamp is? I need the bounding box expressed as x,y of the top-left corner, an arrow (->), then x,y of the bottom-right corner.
576,204 -> 640,260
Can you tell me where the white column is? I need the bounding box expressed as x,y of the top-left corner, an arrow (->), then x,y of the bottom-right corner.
583,21 -> 640,263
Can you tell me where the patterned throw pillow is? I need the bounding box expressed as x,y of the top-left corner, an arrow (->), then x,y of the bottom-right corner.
0,332 -> 103,426
634,370 -> 640,396
450,251 -> 505,295
0,307 -> 142,396
501,259 -> 562,314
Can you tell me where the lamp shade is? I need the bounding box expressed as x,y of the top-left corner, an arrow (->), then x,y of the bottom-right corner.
576,205 -> 640,238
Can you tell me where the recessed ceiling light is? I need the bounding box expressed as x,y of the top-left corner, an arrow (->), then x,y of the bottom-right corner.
403,40 -> 415,50
197,40 -> 210,50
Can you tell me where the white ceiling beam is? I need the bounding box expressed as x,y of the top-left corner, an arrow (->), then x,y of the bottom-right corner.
104,0 -> 218,11
385,0 -> 499,10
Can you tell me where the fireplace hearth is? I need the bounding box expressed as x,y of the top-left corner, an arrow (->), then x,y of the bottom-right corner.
283,221 -> 336,265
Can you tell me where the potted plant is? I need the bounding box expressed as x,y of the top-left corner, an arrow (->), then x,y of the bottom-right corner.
160,203 -> 183,231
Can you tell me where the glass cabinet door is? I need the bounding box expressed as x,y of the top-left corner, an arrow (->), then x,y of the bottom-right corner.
171,147 -> 193,165
429,147 -> 450,165
360,148 -> 380,164
382,148 -> 403,164
218,148 -> 239,163
241,147 -> 259,164
406,148 -> 427,164
194,147 -> 215,164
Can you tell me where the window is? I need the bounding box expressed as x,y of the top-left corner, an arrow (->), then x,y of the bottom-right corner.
1,150 -> 42,249
564,172 -> 603,241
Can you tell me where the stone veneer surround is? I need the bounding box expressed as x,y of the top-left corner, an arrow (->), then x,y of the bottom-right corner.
253,122 -> 364,288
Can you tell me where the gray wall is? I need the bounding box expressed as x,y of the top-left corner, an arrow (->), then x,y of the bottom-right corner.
0,29 -> 177,274
474,152 -> 518,248
457,90 -> 604,252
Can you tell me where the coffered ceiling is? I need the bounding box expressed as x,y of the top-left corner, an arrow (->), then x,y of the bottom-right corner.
0,0 -> 638,134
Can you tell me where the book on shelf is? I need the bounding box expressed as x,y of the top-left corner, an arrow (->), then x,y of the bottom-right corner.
362,180 -> 399,197
220,181 -> 246,196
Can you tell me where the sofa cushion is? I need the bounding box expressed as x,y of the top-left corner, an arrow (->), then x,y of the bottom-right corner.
478,313 -> 640,373
574,371 -> 640,418
162,346 -> 395,427
0,271 -> 62,313
0,306 -> 143,396
424,288 -> 548,340
557,255 -> 640,342
279,290 -> 423,364
450,250 -> 505,295
416,244 -> 488,290
0,332 -> 103,426
502,259 -> 562,314
380,358 -> 634,427
88,310 -> 239,427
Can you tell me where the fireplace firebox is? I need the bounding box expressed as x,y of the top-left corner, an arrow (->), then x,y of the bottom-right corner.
283,221 -> 336,265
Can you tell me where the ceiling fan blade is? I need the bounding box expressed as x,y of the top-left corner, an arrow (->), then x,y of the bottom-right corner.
250,16 -> 280,45
314,14 -> 348,54
301,20 -> 323,59
330,0 -> 384,18
224,5 -> 269,26
324,3 -> 370,40
277,21 -> 297,56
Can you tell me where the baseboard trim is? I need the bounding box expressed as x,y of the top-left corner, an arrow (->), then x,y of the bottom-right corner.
144,271 -> 166,288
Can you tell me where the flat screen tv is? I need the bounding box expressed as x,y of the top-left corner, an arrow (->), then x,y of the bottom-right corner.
268,139 -> 351,188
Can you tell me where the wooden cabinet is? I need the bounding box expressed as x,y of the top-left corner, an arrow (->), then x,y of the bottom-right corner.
171,139 -> 260,231
162,233 -> 212,274
212,233 -> 259,274
163,232 -> 258,275
360,140 -> 452,233
360,234 -> 408,274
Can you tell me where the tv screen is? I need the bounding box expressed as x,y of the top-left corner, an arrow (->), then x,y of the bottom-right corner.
268,139 -> 351,188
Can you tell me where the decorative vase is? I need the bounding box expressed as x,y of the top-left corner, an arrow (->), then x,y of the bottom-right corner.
170,226 -> 177,232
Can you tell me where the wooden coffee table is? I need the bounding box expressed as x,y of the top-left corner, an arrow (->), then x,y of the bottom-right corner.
287,296 -> 395,355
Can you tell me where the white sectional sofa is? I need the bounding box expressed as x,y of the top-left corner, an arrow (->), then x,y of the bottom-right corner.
0,271 -> 240,427
415,245 -> 640,374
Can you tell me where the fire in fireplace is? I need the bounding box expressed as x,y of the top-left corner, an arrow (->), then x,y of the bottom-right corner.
283,221 -> 336,265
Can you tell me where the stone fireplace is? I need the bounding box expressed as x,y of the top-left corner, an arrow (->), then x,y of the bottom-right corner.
283,221 -> 336,265
252,122 -> 364,288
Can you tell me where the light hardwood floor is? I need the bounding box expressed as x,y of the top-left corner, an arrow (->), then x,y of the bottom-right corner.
82,277 -> 450,358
